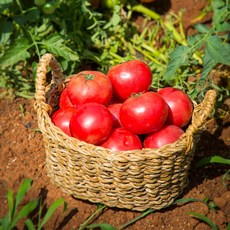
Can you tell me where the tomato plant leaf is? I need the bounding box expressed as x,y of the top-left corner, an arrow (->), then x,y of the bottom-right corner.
212,0 -> 230,29
194,24 -> 210,33
0,19 -> 13,44
215,21 -> 230,33
0,37 -> 31,68
41,35 -> 79,61
187,34 -> 206,49
0,0 -> 13,13
200,35 -> 230,81
14,8 -> 40,25
163,46 -> 190,83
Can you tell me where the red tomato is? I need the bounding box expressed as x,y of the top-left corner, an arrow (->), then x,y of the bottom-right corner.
144,125 -> 185,148
120,92 -> 168,134
67,71 -> 113,107
51,107 -> 77,136
70,103 -> 113,145
59,88 -> 74,109
157,87 -> 193,128
107,103 -> 122,128
101,127 -> 142,151
107,60 -> 152,100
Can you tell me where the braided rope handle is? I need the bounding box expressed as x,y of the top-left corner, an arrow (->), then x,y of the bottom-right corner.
184,89 -> 217,152
34,53 -> 63,113
189,90 -> 217,132
35,53 -> 63,103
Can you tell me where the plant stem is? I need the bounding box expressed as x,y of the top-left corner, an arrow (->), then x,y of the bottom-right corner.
132,4 -> 161,20
28,31 -> 41,59
78,205 -> 107,230
15,0 -> 23,14
119,209 -> 154,230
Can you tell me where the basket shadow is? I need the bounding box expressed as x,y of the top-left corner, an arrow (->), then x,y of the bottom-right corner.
181,121 -> 230,195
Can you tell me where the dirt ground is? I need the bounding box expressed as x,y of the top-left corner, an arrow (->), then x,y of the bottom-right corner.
0,0 -> 229,229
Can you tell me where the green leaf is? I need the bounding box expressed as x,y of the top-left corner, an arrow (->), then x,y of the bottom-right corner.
25,219 -> 36,230
207,35 -> 230,65
0,37 -> 31,68
212,0 -> 230,27
0,19 -> 13,44
194,24 -> 210,33
0,0 -> 13,13
12,200 -> 39,227
39,198 -> 66,228
172,197 -> 202,205
188,212 -> 218,230
103,6 -> 121,29
187,34 -> 206,49
163,46 -> 190,83
196,156 -> 230,167
41,35 -> 79,61
87,223 -> 117,230
200,35 -> 230,80
227,222 -> 230,230
7,190 -> 14,222
13,8 -> 40,25
15,179 -> 33,208
215,21 -> 230,33
0,214 -> 10,230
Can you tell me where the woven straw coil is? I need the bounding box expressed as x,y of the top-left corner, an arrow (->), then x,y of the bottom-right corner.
34,53 -> 217,211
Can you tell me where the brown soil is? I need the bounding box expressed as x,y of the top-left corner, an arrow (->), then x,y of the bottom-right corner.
0,1 -> 229,229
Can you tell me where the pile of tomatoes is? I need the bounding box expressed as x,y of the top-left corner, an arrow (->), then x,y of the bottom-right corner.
51,60 -> 193,151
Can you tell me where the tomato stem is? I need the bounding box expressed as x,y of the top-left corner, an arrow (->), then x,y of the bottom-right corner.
83,74 -> 95,80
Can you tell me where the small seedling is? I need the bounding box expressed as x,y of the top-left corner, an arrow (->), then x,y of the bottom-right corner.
0,178 -> 66,230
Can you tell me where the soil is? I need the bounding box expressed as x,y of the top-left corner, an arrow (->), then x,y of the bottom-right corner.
0,1 -> 229,229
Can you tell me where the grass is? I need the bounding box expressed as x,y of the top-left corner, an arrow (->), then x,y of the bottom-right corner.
0,178 -> 66,230
1,178 -> 227,229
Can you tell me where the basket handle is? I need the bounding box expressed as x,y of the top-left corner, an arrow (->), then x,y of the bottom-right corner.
185,89 -> 217,152
35,53 -> 63,104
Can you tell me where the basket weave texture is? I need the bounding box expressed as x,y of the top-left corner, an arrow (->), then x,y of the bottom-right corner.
34,53 -> 217,211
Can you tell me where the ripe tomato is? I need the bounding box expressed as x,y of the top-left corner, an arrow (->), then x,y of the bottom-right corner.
67,71 -> 113,107
70,103 -> 113,145
107,103 -> 122,128
120,92 -> 168,134
101,127 -> 142,151
51,107 -> 77,136
107,60 -> 152,101
59,88 -> 74,109
157,87 -> 193,128
143,125 -> 185,149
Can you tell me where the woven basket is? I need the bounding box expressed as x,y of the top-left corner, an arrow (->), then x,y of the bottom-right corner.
34,53 -> 217,211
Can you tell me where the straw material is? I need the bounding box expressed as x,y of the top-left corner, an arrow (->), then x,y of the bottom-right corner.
34,53 -> 217,211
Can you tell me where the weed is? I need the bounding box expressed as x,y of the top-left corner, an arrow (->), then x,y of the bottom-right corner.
0,178 -> 66,230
